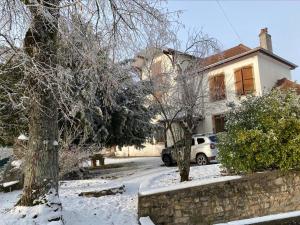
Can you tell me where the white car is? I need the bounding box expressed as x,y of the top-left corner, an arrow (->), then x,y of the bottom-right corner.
191,134 -> 218,165
161,133 -> 218,166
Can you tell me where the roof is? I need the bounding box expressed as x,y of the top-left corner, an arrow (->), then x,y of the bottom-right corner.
133,44 -> 297,72
199,45 -> 297,72
200,44 -> 251,67
274,78 -> 300,94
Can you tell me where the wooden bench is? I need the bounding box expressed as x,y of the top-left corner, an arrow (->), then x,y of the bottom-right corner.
0,180 -> 20,192
90,153 -> 105,167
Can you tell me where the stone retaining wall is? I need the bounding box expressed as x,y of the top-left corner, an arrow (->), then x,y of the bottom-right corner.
138,170 -> 300,225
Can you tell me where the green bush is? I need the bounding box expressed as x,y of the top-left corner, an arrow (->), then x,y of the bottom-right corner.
218,90 -> 300,173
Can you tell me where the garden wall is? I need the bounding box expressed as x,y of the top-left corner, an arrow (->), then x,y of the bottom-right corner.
138,170 -> 300,225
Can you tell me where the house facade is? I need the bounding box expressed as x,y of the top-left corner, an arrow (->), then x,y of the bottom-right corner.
197,29 -> 297,134
115,28 -> 297,156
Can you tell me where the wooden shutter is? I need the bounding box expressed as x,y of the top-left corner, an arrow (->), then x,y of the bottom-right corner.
209,77 -> 216,101
215,74 -> 225,100
234,69 -> 243,95
242,66 -> 254,94
213,115 -> 225,133
209,74 -> 226,101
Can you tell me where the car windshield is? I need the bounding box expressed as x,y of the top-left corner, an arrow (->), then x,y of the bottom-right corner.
209,135 -> 217,143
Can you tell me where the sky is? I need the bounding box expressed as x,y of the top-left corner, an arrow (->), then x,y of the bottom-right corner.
165,0 -> 300,81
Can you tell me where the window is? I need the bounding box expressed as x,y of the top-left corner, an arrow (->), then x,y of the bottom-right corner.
209,74 -> 226,101
192,139 -> 195,146
213,115 -> 225,133
209,135 -> 217,143
197,138 -> 205,144
234,66 -> 255,96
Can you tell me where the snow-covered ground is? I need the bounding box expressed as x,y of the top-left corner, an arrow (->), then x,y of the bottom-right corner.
0,147 -> 12,160
0,157 -> 237,225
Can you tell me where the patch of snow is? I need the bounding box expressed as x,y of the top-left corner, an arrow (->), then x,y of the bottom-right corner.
140,164 -> 240,196
60,179 -> 138,225
139,176 -> 240,196
140,216 -> 156,225
0,147 -> 13,160
1,189 -> 63,225
2,204 -> 63,225
53,141 -> 59,146
0,190 -> 21,212
0,158 -> 236,225
2,180 -> 19,188
17,134 -> 28,141
215,211 -> 300,225
11,160 -> 22,168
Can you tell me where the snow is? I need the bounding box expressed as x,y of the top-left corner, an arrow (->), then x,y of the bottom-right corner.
17,134 -> 28,141
215,211 -> 300,225
0,157 -> 236,225
61,179 -> 138,225
0,147 -> 13,160
2,204 -> 63,225
139,164 -> 240,196
2,180 -> 19,187
11,160 -> 22,168
139,216 -> 155,225
1,189 -> 63,225
140,176 -> 240,196
0,190 -> 22,211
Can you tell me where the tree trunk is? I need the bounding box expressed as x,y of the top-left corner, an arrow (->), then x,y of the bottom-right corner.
18,0 -> 60,206
177,113 -> 193,182
177,129 -> 192,182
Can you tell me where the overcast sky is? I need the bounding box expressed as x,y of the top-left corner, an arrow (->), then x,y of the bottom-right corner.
165,0 -> 300,81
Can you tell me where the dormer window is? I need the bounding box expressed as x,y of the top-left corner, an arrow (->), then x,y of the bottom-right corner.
234,66 -> 255,96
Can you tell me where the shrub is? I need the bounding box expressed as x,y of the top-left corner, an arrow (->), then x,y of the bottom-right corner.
218,90 -> 300,173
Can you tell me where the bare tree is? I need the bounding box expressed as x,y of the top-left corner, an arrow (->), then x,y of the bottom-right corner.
0,0 -> 176,219
144,30 -> 219,181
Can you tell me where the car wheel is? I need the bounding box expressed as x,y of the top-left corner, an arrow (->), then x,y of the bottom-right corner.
196,153 -> 208,166
163,155 -> 173,167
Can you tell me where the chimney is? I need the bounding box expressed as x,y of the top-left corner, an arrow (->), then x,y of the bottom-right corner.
259,28 -> 273,52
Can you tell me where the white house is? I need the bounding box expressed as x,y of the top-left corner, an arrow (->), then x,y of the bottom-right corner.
194,28 -> 297,134
116,28 -> 298,156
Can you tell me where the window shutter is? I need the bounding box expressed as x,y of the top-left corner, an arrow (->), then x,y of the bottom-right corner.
215,75 -> 225,100
213,115 -> 225,133
242,66 -> 254,94
234,69 -> 243,95
210,74 -> 226,101
209,77 -> 216,101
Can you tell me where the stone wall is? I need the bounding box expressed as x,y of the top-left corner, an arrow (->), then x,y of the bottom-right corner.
138,170 -> 300,225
